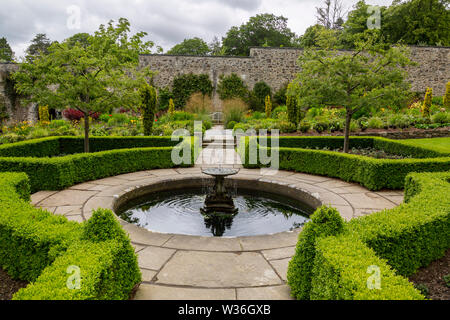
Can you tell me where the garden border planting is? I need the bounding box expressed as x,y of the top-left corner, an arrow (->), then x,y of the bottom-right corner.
0,173 -> 141,300
238,136 -> 450,190
287,171 -> 450,300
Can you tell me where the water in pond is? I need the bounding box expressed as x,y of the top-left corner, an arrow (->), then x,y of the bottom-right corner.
117,189 -> 312,237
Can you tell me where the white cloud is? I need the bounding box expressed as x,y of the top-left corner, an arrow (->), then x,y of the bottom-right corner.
0,0 -> 394,60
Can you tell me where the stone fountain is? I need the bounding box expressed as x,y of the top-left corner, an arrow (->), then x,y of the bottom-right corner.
201,167 -> 240,216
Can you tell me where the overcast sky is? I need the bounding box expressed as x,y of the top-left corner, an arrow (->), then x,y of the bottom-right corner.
0,0 -> 393,59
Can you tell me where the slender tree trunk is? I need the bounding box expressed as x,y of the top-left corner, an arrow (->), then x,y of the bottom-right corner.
83,111 -> 90,153
344,110 -> 352,153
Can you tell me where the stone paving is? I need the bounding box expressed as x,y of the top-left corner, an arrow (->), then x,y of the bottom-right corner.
30,126 -> 404,300
31,168 -> 403,300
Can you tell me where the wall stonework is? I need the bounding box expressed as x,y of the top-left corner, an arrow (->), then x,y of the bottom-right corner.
0,63 -> 37,123
140,46 -> 450,99
1,46 -> 448,121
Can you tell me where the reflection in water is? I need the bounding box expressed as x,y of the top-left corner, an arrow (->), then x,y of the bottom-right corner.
117,189 -> 312,237
203,214 -> 234,237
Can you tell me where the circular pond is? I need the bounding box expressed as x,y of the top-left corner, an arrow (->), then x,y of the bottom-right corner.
117,188 -> 313,237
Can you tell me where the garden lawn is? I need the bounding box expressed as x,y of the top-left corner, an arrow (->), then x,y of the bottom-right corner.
403,138 -> 450,154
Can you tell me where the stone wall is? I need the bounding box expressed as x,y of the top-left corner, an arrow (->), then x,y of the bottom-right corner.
140,46 -> 450,108
0,63 -> 37,123
1,46 -> 448,121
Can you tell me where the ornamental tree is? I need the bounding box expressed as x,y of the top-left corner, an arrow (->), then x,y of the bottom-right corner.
291,33 -> 413,153
13,18 -> 157,152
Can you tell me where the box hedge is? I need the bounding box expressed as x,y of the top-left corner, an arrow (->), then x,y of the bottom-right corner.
238,136 -> 450,190
287,171 -> 449,300
0,136 -> 199,192
0,173 -> 141,300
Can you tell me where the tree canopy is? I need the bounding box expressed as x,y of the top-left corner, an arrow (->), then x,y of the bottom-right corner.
25,33 -> 53,62
0,37 -> 14,62
290,34 -> 413,152
167,37 -> 210,55
13,18 -> 157,152
222,13 -> 297,56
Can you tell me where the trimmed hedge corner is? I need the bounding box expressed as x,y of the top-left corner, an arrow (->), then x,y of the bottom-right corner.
287,171 -> 449,300
0,173 -> 141,300
238,136 -> 450,190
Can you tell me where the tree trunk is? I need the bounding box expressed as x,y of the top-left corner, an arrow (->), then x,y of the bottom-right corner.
344,110 -> 352,153
83,111 -> 90,153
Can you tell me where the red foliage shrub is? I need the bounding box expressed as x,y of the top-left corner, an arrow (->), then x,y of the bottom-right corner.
63,109 -> 100,121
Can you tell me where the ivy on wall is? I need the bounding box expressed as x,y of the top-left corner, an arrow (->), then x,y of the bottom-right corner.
172,73 -> 213,109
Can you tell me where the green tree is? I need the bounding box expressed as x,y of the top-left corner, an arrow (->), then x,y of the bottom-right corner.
167,37 -> 210,55
209,36 -> 225,56
382,0 -> 450,46
222,13 -> 297,56
172,73 -> 213,108
140,83 -> 157,135
65,33 -> 91,49
253,81 -> 272,109
217,73 -> 248,100
13,18 -> 157,153
291,35 -> 413,153
25,33 -> 52,62
0,37 -> 14,62
299,25 -> 327,48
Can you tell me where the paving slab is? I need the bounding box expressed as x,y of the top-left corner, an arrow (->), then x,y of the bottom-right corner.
163,235 -> 242,252
54,206 -> 83,216
31,191 -> 58,205
141,269 -> 158,282
150,169 -> 179,177
156,251 -> 283,288
341,192 -> 397,209
122,223 -> 173,246
238,232 -> 300,251
261,247 -> 296,261
135,284 -> 236,300
90,177 -> 130,186
83,196 -> 114,219
269,258 -> 290,281
236,286 -> 293,300
39,190 -> 98,207
138,246 -> 176,270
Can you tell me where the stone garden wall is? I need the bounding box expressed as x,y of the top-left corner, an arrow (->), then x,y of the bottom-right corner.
0,63 -> 36,123
140,46 -> 450,103
1,46 -> 449,121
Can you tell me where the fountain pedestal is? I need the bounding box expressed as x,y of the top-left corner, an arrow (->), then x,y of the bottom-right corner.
201,168 -> 239,215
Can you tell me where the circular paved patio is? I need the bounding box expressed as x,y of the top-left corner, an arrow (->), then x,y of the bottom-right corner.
31,168 -> 404,300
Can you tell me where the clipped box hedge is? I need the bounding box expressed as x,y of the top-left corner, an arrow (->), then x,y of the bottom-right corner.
0,173 -> 141,300
0,136 -> 199,192
238,136 -> 450,190
288,171 -> 450,300
311,234 -> 424,300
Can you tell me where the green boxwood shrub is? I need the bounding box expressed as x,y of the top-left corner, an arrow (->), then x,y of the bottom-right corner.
288,171 -> 449,300
348,172 -> 450,276
311,234 -> 424,300
238,136 -> 450,190
0,173 -> 82,281
0,173 -> 141,300
287,207 -> 344,300
0,136 -> 199,192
